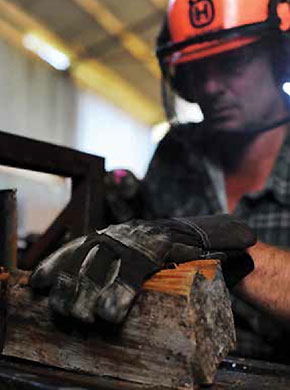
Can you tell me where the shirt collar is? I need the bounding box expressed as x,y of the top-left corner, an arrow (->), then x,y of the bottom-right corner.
202,129 -> 290,207
247,129 -> 290,205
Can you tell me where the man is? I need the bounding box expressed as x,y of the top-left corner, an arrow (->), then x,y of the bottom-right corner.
30,0 -> 290,363
144,0 -> 290,360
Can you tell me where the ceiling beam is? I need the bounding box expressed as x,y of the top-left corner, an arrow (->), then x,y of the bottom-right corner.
73,60 -> 163,124
0,0 -> 163,125
78,11 -> 162,58
0,16 -> 23,49
0,0 -> 72,57
148,0 -> 168,11
71,0 -> 160,79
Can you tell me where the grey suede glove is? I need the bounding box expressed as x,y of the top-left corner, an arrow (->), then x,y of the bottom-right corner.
29,214 -> 256,324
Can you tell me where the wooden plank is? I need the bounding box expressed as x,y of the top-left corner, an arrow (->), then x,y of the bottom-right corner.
0,270 -> 9,352
0,260 -> 235,389
1,356 -> 290,390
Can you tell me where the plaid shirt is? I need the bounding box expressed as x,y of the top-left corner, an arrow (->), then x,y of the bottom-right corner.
142,124 -> 290,363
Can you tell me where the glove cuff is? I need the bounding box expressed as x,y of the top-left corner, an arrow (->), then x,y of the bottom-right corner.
221,251 -> 254,289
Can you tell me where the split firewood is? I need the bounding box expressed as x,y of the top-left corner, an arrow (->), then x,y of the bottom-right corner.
0,260 -> 235,390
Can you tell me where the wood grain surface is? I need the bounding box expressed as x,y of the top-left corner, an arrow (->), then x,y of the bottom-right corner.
0,260 -> 235,390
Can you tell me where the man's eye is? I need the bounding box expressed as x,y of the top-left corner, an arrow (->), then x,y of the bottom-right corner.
221,56 -> 249,74
223,49 -> 256,73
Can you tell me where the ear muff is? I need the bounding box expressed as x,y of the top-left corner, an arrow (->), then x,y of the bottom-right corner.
277,1 -> 290,31
156,19 -> 196,101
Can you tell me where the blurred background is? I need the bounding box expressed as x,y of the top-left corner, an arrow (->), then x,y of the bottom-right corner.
0,0 -> 169,240
2,0 -> 290,254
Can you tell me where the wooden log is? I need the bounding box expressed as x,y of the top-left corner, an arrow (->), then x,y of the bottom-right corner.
0,268 -> 9,352
0,260 -> 235,389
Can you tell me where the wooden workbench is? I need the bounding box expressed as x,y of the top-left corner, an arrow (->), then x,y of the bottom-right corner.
1,355 -> 290,389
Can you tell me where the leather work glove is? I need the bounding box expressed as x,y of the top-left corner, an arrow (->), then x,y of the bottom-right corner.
29,214 -> 256,324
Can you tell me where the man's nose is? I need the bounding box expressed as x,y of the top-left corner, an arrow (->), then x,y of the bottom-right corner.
200,63 -> 226,96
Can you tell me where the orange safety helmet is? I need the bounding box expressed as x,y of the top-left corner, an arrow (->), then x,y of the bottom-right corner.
157,0 -> 290,65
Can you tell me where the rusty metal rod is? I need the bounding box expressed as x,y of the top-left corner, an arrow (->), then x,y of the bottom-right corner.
0,189 -> 17,270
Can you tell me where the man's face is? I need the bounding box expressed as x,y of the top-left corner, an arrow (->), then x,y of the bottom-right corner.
175,43 -> 287,132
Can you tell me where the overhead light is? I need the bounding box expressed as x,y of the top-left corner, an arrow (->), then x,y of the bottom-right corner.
283,82 -> 290,96
22,33 -> 70,71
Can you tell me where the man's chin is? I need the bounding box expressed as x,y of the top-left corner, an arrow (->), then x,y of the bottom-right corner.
205,117 -> 243,133
193,120 -> 259,173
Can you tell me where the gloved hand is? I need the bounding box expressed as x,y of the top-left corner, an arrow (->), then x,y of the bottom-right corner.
29,214 -> 256,324
105,169 -> 145,223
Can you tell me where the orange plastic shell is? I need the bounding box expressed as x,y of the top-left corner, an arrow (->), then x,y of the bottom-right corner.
167,0 -> 270,64
277,2 -> 290,31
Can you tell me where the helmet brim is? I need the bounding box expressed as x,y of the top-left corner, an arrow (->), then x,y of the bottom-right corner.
157,18 -> 280,65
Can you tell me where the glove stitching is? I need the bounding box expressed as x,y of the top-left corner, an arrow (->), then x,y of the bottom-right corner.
104,231 -> 160,262
58,271 -> 76,285
189,221 -> 210,249
200,251 -> 226,260
172,217 -> 211,249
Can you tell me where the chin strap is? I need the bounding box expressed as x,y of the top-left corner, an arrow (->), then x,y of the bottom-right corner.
248,114 -> 290,134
